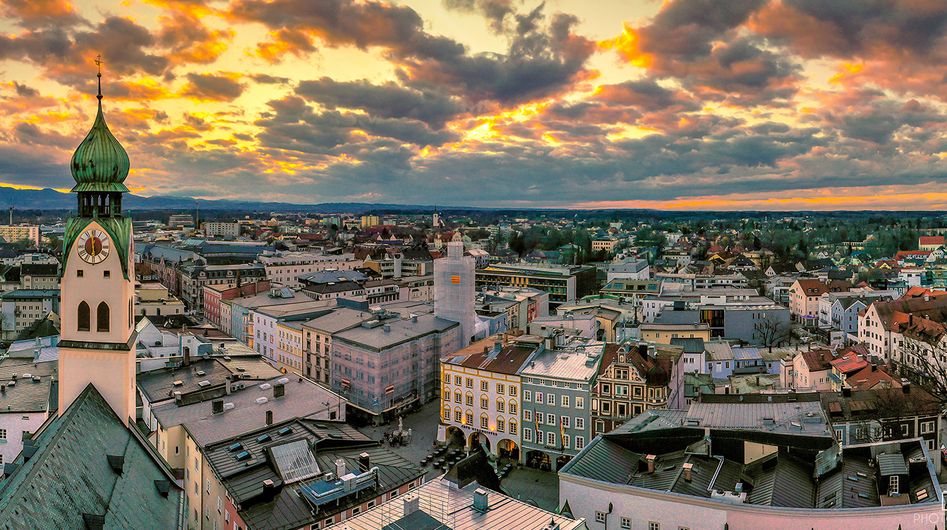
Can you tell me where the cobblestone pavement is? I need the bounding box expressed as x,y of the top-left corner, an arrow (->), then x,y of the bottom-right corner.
356,399 -> 561,509
358,400 -> 451,482
500,466 -> 560,512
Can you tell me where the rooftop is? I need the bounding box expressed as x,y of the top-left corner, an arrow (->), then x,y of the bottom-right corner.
520,340 -> 604,382
333,313 -> 458,352
563,404 -> 940,512
151,375 -> 343,447
330,476 -> 586,530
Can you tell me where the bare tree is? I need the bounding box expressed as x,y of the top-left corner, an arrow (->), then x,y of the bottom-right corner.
755,315 -> 791,352
898,346 -> 947,411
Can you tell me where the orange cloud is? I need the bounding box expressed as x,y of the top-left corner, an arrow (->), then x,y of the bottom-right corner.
599,23 -> 652,68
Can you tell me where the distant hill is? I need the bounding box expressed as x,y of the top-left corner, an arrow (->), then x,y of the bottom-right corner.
0,186 -> 435,213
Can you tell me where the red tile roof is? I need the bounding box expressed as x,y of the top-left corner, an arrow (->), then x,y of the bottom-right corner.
918,236 -> 944,246
829,349 -> 868,374
801,348 -> 835,372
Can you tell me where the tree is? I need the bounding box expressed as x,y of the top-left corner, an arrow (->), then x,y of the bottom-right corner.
899,343 -> 947,411
755,316 -> 790,352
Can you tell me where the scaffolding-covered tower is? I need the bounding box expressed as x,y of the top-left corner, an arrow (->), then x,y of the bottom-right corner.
434,241 -> 476,346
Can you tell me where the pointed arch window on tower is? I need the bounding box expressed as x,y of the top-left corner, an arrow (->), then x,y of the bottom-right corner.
78,301 -> 90,332
97,302 -> 110,332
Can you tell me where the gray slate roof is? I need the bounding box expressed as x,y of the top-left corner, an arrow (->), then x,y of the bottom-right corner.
0,384 -> 181,529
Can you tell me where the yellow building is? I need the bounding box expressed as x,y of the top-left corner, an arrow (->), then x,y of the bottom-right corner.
639,322 -> 711,344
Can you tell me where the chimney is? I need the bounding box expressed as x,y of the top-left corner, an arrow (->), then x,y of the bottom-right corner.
335,458 -> 346,477
403,494 -> 420,515
265,410 -> 273,425
183,346 -> 191,367
358,452 -> 371,472
871,363 -> 877,372
273,383 -> 285,399
212,399 -> 224,414
473,488 -> 489,512
682,462 -> 693,482
646,454 -> 656,474
901,378 -> 911,393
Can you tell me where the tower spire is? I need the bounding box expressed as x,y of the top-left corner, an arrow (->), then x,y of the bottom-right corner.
94,54 -> 103,103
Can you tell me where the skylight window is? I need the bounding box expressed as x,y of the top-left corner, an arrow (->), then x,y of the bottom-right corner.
269,440 -> 320,484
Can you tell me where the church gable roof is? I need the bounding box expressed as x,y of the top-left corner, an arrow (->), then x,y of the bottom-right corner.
0,384 -> 182,529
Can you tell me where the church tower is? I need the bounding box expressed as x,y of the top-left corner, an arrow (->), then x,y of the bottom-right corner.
58,60 -> 137,424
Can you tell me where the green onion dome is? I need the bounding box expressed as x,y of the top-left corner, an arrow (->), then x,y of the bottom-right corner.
70,89 -> 130,193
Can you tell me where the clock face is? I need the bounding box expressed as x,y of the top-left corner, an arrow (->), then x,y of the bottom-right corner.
77,229 -> 110,264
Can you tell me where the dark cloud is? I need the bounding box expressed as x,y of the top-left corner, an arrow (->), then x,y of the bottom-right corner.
754,0 -> 947,58
255,95 -> 456,156
594,79 -> 699,111
231,0 -> 594,105
12,82 -> 39,97
182,73 -> 244,101
296,78 -> 462,128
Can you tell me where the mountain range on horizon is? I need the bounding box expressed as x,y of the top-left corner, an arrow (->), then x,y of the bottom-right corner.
0,185 -> 440,214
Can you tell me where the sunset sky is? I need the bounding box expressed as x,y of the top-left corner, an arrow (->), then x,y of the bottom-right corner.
0,0 -> 945,210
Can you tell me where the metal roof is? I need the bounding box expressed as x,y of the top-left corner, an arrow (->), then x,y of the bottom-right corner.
329,477 -> 586,530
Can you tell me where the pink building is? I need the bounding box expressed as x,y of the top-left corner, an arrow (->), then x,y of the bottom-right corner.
331,311 -> 461,421
202,279 -> 271,327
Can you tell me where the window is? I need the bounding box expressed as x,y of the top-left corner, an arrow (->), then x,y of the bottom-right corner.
509,386 -> 517,397
481,381 -> 489,391
481,415 -> 489,429
496,400 -> 505,413
455,390 -> 462,403
103,270 -> 110,278
497,383 -> 505,395
921,421 -> 935,434
77,269 -> 83,277
524,409 -> 532,422
465,411 -> 473,425
77,301 -> 90,331
595,512 -> 606,523
497,418 -> 504,432
0,429 -> 4,440
561,395 -> 570,407
575,436 -> 584,450
575,417 -> 584,430
546,413 -> 555,425
454,409 -> 462,422
508,401 -> 517,414
466,378 -> 473,388
466,393 -> 474,406
575,396 -> 584,409
454,375 -> 462,385
443,406 -> 451,421
649,522 -> 660,530
901,424 -> 910,436
96,302 -> 110,332
509,420 -> 517,435
546,432 -> 555,446
621,517 -> 632,529
524,428 -> 532,442
481,396 -> 489,409
562,434 -> 570,448
546,393 -> 555,405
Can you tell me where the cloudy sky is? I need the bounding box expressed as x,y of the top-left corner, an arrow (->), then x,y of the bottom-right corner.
0,0 -> 945,210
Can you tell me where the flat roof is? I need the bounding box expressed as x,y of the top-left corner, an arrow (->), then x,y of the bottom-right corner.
333,313 -> 458,351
